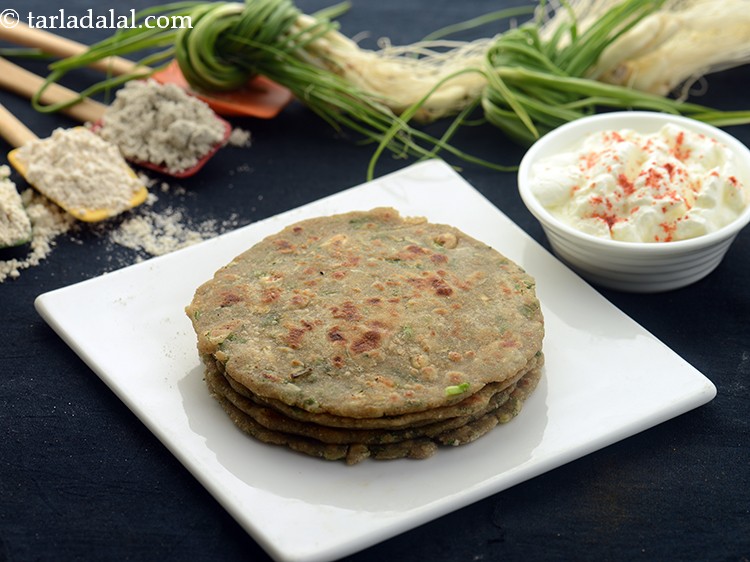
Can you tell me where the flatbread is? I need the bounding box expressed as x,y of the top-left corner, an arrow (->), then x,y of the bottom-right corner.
187,208 -> 544,419
220,351 -> 543,430
205,360 -> 542,464
186,208 -> 545,463
208,362 -> 535,444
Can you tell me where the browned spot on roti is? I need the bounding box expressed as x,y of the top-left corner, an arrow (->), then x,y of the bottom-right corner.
261,287 -> 282,303
274,239 -> 294,253
219,291 -> 242,307
406,275 -> 453,297
432,277 -> 453,296
331,301 -> 361,322
327,326 -> 346,343
351,330 -> 382,354
286,321 -> 314,349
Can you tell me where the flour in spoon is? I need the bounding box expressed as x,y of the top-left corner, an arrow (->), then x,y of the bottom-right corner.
15,127 -> 143,216
0,188 -> 75,282
0,165 -> 32,248
97,79 -> 227,174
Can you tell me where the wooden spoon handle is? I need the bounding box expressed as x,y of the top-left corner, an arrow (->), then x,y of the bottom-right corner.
0,103 -> 38,148
0,19 -> 149,76
0,57 -> 107,123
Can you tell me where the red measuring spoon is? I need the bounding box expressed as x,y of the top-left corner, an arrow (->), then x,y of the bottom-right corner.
151,60 -> 293,118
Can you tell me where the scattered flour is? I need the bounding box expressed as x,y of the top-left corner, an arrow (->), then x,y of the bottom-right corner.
0,165 -> 32,248
228,127 -> 252,148
0,175 -> 244,282
109,204 -> 239,260
0,91 -> 254,282
0,189 -> 75,282
97,79 -> 228,173
100,174 -> 242,261
14,127 -> 143,216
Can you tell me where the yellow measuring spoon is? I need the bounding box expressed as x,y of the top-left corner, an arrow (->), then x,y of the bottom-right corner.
0,103 -> 147,222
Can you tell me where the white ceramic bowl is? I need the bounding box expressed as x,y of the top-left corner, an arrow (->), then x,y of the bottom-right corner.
518,111 -> 750,293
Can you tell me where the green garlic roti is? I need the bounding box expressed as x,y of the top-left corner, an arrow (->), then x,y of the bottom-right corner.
186,208 -> 544,464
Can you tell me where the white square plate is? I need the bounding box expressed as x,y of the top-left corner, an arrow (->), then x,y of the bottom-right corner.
35,160 -> 716,562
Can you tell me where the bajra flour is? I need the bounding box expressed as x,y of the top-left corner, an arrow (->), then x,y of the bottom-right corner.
97,79 -> 227,174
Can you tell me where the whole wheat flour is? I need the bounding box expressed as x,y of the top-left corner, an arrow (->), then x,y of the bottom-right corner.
97,79 -> 227,174
0,165 -> 32,248
14,127 -> 143,214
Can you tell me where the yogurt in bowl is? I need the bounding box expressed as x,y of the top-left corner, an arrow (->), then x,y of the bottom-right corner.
518,111 -> 750,292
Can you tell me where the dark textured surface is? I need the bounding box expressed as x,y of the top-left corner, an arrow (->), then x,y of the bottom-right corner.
1,1 -> 749,561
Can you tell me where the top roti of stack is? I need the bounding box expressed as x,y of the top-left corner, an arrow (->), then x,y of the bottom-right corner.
186,208 -> 543,419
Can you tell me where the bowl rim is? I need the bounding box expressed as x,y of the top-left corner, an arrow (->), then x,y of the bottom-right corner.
517,111 -> 750,253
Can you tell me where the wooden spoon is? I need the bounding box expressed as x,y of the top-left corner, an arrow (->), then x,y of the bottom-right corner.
0,57 -> 231,178
0,57 -> 106,123
0,103 -> 148,222
0,19 -> 293,118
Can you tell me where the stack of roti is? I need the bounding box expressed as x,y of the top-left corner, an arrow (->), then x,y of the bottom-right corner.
186,208 -> 544,464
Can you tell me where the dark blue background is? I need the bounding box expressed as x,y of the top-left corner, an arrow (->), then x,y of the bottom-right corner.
1,1 -> 748,560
